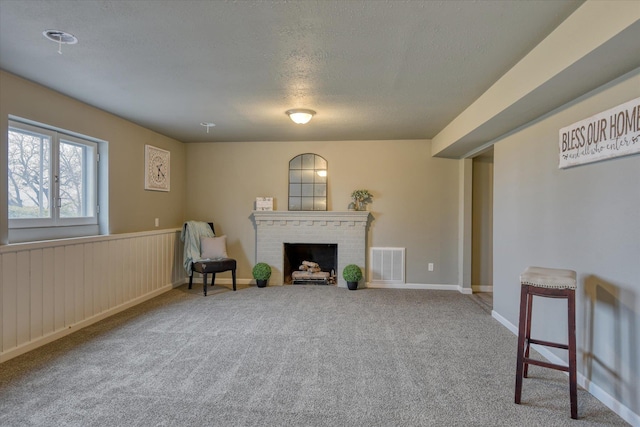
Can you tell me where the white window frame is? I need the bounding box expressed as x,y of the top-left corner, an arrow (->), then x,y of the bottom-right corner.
8,119 -> 103,242
56,134 -> 98,226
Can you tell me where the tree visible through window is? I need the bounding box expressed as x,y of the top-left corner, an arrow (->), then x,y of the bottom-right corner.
8,120 -> 97,229
59,139 -> 95,218
8,127 -> 51,219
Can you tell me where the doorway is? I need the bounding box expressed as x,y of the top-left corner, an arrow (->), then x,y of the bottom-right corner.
471,148 -> 494,309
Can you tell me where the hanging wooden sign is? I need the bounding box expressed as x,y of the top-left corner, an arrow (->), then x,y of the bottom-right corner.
559,97 -> 639,168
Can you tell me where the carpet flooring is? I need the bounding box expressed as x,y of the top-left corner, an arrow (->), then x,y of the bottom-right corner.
0,285 -> 628,426
469,292 -> 493,314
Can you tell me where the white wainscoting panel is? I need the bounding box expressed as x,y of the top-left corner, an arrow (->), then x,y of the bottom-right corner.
1,229 -> 184,362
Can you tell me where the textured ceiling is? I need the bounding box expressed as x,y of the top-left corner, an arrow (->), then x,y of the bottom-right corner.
0,0 -> 584,143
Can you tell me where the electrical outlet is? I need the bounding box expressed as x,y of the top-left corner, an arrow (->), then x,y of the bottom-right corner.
155,218 -> 159,227
428,263 -> 434,271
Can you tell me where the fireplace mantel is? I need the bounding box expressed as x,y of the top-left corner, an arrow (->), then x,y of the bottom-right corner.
251,211 -> 372,287
252,210 -> 371,225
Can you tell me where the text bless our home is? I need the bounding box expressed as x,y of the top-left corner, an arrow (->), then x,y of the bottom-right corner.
559,97 -> 639,168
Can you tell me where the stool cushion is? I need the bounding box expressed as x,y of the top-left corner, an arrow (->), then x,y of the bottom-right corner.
520,266 -> 576,289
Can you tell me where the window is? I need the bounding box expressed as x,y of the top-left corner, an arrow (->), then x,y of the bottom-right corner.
8,120 -> 100,240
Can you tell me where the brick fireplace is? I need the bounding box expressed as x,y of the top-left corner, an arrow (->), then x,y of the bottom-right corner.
251,211 -> 372,287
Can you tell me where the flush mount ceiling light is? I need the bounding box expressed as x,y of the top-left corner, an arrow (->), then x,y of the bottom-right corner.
43,30 -> 78,54
200,122 -> 216,133
286,109 -> 316,125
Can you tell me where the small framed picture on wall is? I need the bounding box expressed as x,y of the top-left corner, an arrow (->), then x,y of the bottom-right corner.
256,197 -> 273,211
145,145 -> 170,192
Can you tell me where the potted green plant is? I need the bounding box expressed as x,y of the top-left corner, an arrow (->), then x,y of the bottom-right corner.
351,189 -> 373,211
252,262 -> 272,288
342,264 -> 363,291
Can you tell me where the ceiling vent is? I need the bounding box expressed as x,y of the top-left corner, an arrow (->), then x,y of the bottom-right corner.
43,30 -> 78,45
43,30 -> 78,54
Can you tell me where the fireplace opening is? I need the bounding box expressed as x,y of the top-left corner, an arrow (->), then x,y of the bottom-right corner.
283,243 -> 337,285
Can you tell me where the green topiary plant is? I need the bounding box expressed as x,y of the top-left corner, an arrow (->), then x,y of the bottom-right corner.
252,262 -> 272,280
342,264 -> 363,282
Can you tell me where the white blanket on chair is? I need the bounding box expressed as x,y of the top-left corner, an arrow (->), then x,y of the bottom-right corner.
180,221 -> 215,275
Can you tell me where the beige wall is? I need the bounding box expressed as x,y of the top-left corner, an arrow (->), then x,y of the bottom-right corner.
493,69 -> 640,416
185,139 -> 460,284
0,71 -> 187,240
1,71 -> 461,285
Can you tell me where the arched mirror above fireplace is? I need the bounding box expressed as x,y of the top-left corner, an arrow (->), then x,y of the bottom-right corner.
288,153 -> 327,211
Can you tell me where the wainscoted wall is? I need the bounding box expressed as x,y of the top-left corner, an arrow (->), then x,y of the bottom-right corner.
0,229 -> 184,362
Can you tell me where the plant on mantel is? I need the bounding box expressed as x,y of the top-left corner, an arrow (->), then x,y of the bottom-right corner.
351,189 -> 373,211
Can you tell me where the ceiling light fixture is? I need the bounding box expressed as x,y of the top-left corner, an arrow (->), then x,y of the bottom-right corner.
286,109 -> 316,125
200,122 -> 216,133
43,30 -> 78,54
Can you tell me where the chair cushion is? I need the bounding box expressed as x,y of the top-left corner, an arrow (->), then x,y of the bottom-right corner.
200,235 -> 228,260
520,266 -> 577,289
193,258 -> 236,273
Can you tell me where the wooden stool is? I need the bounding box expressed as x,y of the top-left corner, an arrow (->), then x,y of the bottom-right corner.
514,266 -> 578,419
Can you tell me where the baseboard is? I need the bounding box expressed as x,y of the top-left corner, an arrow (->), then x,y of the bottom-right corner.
0,283 -> 175,364
472,284 -> 493,293
492,310 -> 640,426
185,278 -> 475,293
179,277 -> 254,286
186,279 -> 477,291
491,310 -> 518,335
365,282 -> 473,294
